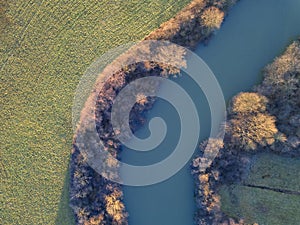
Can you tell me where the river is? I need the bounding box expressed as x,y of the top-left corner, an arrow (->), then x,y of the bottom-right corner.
120,0 -> 300,224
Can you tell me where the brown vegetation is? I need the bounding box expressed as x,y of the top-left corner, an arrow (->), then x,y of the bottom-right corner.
105,190 -> 127,224
230,92 -> 268,115
228,112 -> 278,150
70,0 -> 238,224
227,92 -> 278,150
193,39 -> 300,224
192,139 -> 248,224
255,39 -> 300,153
201,6 -> 225,30
145,0 -> 237,48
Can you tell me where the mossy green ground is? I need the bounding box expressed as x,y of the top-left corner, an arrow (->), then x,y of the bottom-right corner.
246,153 -> 300,192
0,1 -> 189,224
220,153 -> 300,225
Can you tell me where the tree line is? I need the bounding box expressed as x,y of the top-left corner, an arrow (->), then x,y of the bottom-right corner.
70,0 -> 238,224
192,39 -> 300,224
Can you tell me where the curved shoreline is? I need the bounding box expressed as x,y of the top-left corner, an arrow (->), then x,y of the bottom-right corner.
69,1 -> 300,224
192,38 -> 300,224
69,0 -> 237,224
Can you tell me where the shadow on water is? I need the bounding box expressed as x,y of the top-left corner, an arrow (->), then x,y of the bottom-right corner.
55,166 -> 75,225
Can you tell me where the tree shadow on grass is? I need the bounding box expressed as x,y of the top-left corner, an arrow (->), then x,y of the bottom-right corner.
55,165 -> 75,225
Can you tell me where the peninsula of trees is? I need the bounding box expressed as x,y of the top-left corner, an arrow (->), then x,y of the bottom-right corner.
70,0 -> 237,224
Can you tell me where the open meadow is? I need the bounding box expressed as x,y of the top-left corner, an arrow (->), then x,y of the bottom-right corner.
0,0 -> 190,224
220,153 -> 300,224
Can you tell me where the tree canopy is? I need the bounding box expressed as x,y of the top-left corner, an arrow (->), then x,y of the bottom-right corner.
228,92 -> 278,150
201,6 -> 225,29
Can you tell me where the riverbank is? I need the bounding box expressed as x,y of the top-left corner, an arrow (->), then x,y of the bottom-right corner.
192,38 -> 300,224
70,0 -> 237,224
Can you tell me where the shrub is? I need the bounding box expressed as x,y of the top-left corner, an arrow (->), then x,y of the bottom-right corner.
84,214 -> 104,225
105,189 -> 128,224
230,92 -> 268,115
229,113 -> 278,150
200,6 -> 225,30
227,92 -> 278,150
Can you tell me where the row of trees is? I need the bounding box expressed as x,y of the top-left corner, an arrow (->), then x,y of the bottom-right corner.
192,39 -> 300,225
225,41 -> 300,153
71,0 -> 239,224
256,40 -> 300,153
70,144 -> 128,225
145,0 -> 236,48
192,138 -> 248,225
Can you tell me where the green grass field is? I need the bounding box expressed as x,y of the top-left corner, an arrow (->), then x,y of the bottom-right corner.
220,185 -> 300,225
246,153 -> 300,192
0,1 -> 190,224
220,153 -> 300,225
